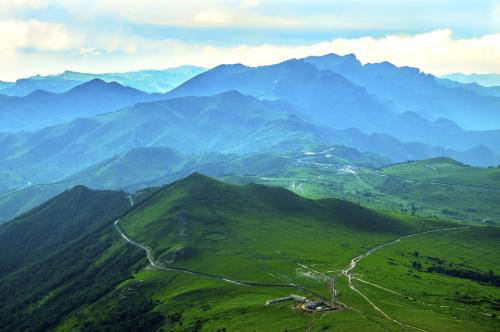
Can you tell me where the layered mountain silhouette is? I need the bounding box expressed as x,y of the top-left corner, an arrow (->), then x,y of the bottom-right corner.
0,79 -> 163,132
303,54 -> 500,130
1,90 -> 497,192
0,66 -> 205,96
167,55 -> 500,154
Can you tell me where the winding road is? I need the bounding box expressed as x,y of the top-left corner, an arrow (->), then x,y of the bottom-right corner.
341,226 -> 467,331
117,194 -> 491,330
114,198 -> 327,299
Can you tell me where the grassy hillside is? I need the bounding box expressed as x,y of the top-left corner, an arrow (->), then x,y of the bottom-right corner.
224,156 -> 500,224
352,226 -> 500,331
3,150 -> 499,228
0,186 -> 147,331
380,157 -> 500,190
373,158 -> 500,222
118,173 -> 429,280
0,145 -> 386,224
0,175 -> 497,331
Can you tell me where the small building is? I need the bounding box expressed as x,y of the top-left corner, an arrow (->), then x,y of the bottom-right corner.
301,301 -> 335,312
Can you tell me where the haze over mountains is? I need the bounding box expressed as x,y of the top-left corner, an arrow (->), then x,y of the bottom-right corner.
0,79 -> 166,132
1,52 -> 500,223
0,65 -> 205,96
1,48 -> 500,331
442,72 -> 500,88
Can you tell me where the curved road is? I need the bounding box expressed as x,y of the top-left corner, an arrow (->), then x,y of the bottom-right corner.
118,194 -> 486,330
341,226 -> 466,331
114,211 -> 327,299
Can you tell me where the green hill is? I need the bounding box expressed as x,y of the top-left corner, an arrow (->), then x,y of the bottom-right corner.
0,145 -> 387,224
3,175 -> 497,331
369,158 -> 500,222
0,186 -> 145,331
226,156 -> 500,225
380,157 -> 500,190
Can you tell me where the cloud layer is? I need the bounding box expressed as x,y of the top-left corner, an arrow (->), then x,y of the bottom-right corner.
0,1 -> 499,80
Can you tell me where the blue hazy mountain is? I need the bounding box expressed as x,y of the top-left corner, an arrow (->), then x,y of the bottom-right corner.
436,77 -> 500,98
303,54 -> 500,130
442,72 -> 500,88
0,79 -> 164,132
167,57 -> 500,154
0,66 -> 206,96
1,91 -> 497,191
0,91 -> 339,182
0,77 -> 83,96
0,81 -> 13,90
168,59 -> 407,133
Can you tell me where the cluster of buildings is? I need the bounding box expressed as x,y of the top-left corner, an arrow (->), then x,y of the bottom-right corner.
265,294 -> 336,313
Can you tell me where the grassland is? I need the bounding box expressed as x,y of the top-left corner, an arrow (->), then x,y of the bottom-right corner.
54,174 -> 498,331
1,165 -> 498,331
222,154 -> 500,224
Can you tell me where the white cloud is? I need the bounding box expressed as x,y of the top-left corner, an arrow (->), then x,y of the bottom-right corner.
327,29 -> 500,75
0,19 -> 76,53
240,0 -> 261,8
1,27 -> 500,81
0,0 -> 49,15
193,10 -> 232,25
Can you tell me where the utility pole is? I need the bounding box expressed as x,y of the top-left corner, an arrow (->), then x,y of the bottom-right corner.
330,276 -> 336,302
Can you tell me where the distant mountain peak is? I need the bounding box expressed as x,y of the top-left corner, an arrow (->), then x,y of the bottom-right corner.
67,78 -> 143,95
25,89 -> 54,98
174,172 -> 219,189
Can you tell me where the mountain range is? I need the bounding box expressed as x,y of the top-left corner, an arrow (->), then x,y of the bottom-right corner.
0,144 -> 388,223
0,65 -> 205,96
1,51 -> 500,332
442,72 -> 500,88
167,56 -> 500,154
2,90 -> 498,193
304,54 -> 500,130
0,79 -> 164,132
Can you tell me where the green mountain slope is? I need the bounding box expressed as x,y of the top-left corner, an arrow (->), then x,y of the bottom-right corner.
0,175 -> 498,331
0,186 -> 146,331
227,155 -> 500,224
0,145 -> 386,223
2,88 -> 497,194
379,157 -> 500,190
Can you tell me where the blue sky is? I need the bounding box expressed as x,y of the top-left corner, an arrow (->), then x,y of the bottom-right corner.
1,0 -> 499,80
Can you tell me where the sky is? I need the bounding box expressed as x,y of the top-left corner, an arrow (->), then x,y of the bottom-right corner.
1,0 -> 499,81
